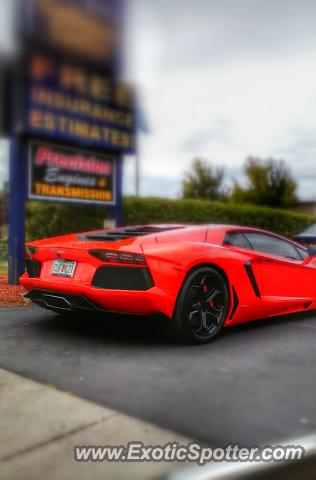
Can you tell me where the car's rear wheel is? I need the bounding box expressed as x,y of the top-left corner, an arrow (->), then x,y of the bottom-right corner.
173,266 -> 229,344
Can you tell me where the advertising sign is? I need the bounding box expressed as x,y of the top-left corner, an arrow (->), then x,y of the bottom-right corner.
22,53 -> 136,153
8,1 -> 129,283
24,0 -> 124,63
28,142 -> 116,205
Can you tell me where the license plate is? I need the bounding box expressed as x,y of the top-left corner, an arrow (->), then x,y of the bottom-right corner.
52,259 -> 77,278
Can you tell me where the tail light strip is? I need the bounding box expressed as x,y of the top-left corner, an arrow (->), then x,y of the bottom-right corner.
89,249 -> 147,266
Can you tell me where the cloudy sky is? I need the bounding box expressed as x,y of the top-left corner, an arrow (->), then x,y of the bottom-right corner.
123,0 -> 316,199
1,0 -> 316,200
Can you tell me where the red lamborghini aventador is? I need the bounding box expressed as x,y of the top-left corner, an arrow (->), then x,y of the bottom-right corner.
20,224 -> 316,343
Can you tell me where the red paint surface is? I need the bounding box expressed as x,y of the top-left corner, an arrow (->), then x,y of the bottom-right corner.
20,225 -> 316,323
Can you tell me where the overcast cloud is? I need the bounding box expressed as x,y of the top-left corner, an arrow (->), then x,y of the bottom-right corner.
124,0 -> 316,199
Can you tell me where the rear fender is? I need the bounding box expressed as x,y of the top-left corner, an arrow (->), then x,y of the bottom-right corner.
143,242 -> 254,319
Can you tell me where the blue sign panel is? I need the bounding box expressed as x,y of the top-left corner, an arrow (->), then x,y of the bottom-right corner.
22,53 -> 136,153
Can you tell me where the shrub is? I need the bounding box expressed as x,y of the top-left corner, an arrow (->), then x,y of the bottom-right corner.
26,202 -> 105,241
123,197 -> 315,238
0,236 -> 8,261
24,197 -> 315,241
0,222 -> 8,260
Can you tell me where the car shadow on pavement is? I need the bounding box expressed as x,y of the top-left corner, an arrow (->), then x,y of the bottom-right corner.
31,309 -> 179,347
29,305 -> 316,348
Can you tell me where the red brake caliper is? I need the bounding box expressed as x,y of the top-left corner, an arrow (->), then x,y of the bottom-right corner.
204,284 -> 214,307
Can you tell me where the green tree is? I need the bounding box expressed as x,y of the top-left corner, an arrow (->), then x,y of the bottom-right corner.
231,156 -> 297,207
182,158 -> 226,201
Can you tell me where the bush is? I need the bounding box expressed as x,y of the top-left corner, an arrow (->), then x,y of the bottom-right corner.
24,197 -> 316,241
123,197 -> 315,238
0,236 -> 8,261
26,202 -> 105,241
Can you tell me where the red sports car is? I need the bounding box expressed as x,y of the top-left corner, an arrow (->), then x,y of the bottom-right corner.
20,224 -> 316,344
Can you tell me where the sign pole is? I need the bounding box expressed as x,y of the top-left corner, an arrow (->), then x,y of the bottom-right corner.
8,139 -> 27,284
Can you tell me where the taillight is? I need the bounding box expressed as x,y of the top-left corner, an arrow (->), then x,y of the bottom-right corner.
89,249 -> 147,265
25,245 -> 38,259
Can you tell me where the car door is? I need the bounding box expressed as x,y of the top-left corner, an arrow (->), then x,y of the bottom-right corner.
243,232 -> 314,299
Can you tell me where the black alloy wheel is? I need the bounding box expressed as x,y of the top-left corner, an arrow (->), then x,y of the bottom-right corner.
173,266 -> 229,344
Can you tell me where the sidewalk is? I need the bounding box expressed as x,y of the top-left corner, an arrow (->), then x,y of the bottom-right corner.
0,369 -> 192,480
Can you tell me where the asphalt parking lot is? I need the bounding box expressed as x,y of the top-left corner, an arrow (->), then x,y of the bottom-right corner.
1,304 -> 316,446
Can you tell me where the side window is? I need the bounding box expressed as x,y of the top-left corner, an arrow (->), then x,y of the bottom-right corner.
224,232 -> 252,250
296,245 -> 309,261
244,233 -> 302,260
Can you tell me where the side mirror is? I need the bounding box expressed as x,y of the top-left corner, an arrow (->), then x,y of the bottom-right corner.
307,246 -> 316,258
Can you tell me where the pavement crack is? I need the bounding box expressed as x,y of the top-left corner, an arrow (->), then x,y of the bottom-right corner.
1,412 -> 119,463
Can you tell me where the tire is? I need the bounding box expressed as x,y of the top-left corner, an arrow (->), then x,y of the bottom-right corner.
173,266 -> 229,344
